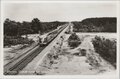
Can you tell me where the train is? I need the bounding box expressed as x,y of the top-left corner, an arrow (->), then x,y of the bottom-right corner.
39,25 -> 66,46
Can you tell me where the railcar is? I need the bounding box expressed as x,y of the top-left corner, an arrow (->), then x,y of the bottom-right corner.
39,26 -> 65,46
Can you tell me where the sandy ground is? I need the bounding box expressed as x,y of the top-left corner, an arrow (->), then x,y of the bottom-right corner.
22,34 -> 48,42
35,33 -> 116,75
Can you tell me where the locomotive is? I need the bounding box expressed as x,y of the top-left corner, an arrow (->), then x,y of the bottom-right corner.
39,25 -> 65,46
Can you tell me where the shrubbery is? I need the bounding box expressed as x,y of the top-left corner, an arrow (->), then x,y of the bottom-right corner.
92,36 -> 116,68
4,36 -> 34,47
68,33 -> 81,48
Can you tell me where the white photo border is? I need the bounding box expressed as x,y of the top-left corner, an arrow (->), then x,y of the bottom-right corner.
0,1 -> 119,79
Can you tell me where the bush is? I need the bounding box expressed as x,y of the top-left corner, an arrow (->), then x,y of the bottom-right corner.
68,33 -> 81,48
4,36 -> 34,47
92,36 -> 116,68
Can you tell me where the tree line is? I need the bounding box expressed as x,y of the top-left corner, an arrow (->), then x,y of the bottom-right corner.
4,18 -> 66,36
72,17 -> 117,32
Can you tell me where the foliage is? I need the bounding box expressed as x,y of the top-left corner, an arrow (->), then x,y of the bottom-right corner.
68,33 -> 81,48
92,36 -> 116,68
68,33 -> 80,41
4,18 -> 66,36
4,36 -> 34,47
72,17 -> 117,32
31,18 -> 42,34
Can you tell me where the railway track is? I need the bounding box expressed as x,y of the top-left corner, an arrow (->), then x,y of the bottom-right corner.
4,43 -> 39,67
4,24 -> 68,75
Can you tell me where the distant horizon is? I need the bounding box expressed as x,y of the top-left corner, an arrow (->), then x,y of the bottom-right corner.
4,16 -> 117,23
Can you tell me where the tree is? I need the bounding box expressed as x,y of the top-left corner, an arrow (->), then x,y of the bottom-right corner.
68,33 -> 81,48
31,18 -> 42,34
4,18 -> 19,36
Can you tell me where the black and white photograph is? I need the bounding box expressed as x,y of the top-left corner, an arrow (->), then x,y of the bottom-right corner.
1,0 -> 119,77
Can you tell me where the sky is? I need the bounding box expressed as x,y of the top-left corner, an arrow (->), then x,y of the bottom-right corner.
2,2 -> 117,22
